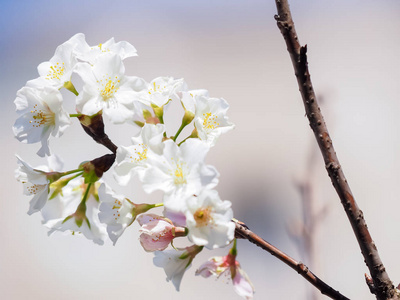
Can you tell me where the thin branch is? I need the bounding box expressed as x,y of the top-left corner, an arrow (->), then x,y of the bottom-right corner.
234,220 -> 349,300
273,1 -> 398,299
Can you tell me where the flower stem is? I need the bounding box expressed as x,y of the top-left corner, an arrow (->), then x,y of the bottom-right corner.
81,182 -> 93,204
173,122 -> 187,142
61,168 -> 84,177
69,113 -> 83,118
178,137 -> 189,146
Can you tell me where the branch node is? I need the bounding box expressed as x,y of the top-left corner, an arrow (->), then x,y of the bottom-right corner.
365,273 -> 377,295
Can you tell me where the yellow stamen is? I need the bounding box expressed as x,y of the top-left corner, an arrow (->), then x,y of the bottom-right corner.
202,112 -> 219,131
112,199 -> 122,221
170,159 -> 187,185
46,62 -> 65,80
129,144 -> 148,163
98,76 -> 120,100
29,104 -> 55,128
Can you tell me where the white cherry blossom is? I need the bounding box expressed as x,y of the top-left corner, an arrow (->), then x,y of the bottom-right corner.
42,178 -> 107,245
71,34 -> 137,64
114,123 -> 165,185
196,253 -> 255,300
75,53 -> 146,123
27,34 -> 84,90
153,245 -> 202,291
98,183 -> 135,245
179,89 -> 209,115
15,156 -> 53,215
13,86 -> 71,157
140,139 -> 219,205
194,96 -> 235,146
129,100 -> 160,126
135,77 -> 187,108
185,189 -> 235,249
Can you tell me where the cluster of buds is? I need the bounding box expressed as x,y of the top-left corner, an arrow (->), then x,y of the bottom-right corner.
13,34 -> 254,299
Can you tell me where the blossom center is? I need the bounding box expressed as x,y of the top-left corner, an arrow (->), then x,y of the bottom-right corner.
29,104 -> 55,128
46,62 -> 65,80
170,159 -> 188,185
130,144 -> 148,164
112,199 -> 122,221
98,76 -> 120,100
194,207 -> 213,227
202,112 -> 219,132
148,81 -> 167,94
25,183 -> 42,195
97,43 -> 110,53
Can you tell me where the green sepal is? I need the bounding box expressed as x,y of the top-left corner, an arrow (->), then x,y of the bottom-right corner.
229,238 -> 238,257
78,111 -> 103,127
92,188 -> 99,202
152,105 -> 164,123
132,203 -> 161,222
49,176 -> 75,200
85,218 -> 91,229
134,121 -> 144,127
185,258 -> 193,269
143,109 -> 152,120
75,218 -> 83,228
179,252 -> 190,260
62,215 -> 73,224
42,171 -> 64,184
182,110 -> 195,125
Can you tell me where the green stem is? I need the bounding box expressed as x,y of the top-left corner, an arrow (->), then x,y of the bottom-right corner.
69,113 -> 83,118
173,121 -> 187,142
61,168 -> 84,177
81,182 -> 93,204
65,172 -> 83,182
152,203 -> 164,208
178,136 -> 190,146
156,114 -> 167,137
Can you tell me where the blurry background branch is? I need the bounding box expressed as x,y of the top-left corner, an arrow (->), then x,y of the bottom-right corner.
289,121 -> 330,300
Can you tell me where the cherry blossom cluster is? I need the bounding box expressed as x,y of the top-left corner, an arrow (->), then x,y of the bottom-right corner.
13,33 -> 254,299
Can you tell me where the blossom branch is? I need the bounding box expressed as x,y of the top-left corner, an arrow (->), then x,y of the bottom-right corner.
234,220 -> 349,300
78,113 -> 118,153
274,1 -> 398,299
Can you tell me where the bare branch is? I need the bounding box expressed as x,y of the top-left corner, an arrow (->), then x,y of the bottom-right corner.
234,220 -> 349,300
274,1 -> 398,299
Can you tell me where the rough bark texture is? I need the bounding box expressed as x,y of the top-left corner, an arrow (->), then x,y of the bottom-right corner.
274,1 -> 398,299
234,221 -> 349,300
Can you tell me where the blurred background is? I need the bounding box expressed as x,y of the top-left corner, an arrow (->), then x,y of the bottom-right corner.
1,0 -> 400,299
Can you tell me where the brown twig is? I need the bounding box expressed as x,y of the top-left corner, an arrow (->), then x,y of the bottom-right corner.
78,113 -> 118,153
274,1 -> 398,299
234,220 -> 349,300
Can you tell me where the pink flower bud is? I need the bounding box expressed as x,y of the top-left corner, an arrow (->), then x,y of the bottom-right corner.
138,214 -> 184,252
